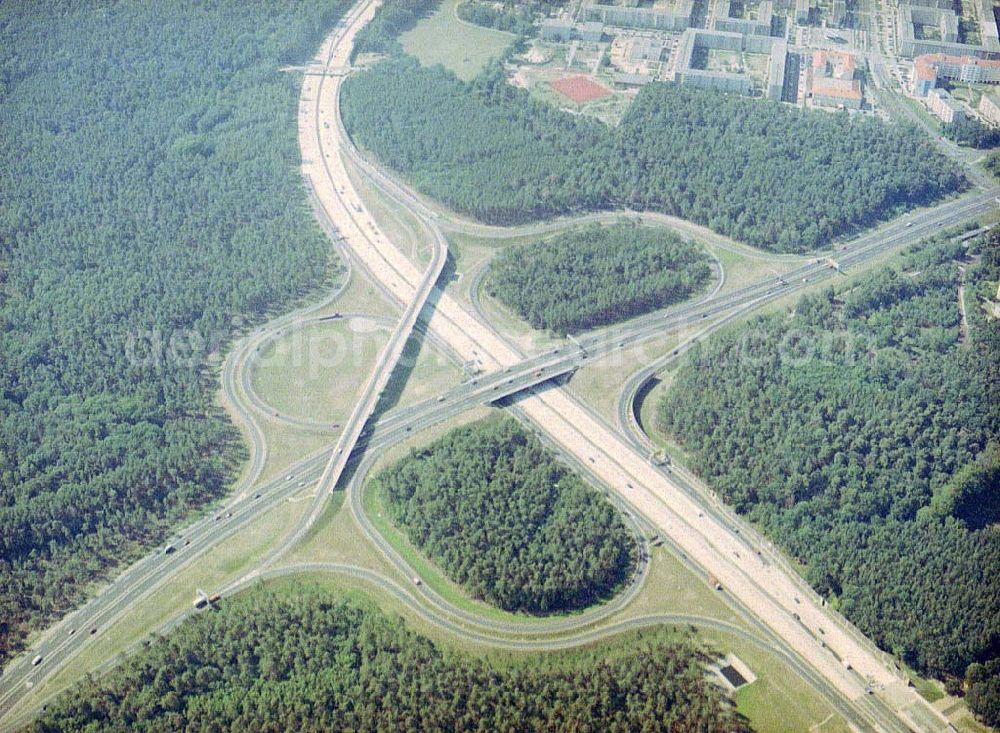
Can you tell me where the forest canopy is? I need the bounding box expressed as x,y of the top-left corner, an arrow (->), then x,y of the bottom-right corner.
341,55 -> 964,253
372,417 -> 638,613
456,0 -> 548,35
486,222 -> 713,334
0,0 -> 348,664
656,230 -> 1000,721
29,584 -> 748,733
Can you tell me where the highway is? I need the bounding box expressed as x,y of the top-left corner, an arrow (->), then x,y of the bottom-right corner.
305,7 -> 995,729
2,1 -> 997,729
270,81 -> 450,561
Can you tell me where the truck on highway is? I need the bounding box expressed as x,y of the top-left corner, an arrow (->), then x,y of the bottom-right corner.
163,544 -> 176,555
32,655 -> 43,666
708,574 -> 722,591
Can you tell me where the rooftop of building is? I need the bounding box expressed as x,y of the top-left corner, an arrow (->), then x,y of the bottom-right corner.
914,52 -> 1000,77
929,87 -> 964,107
812,78 -> 863,100
812,49 -> 857,78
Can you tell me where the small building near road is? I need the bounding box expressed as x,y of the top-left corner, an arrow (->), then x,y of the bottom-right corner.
578,20 -> 605,42
709,653 -> 758,693
541,17 -> 574,41
927,87 -> 966,123
612,71 -> 654,87
627,36 -> 669,63
979,92 -> 1000,124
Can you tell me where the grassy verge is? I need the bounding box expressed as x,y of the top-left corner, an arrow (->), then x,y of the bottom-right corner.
568,332 -> 681,422
345,155 -> 431,268
474,281 -> 564,354
720,626 -> 853,733
708,244 -> 801,295
374,323 -> 464,412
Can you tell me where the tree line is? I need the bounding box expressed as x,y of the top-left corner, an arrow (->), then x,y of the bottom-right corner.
985,148 -> 1000,180
372,417 -> 638,614
943,116 -> 1000,148
341,55 -> 964,253
487,222 -> 713,334
350,0 -> 441,60
0,0 -> 349,665
656,230 -> 1000,725
29,584 -> 749,733
456,0 -> 547,35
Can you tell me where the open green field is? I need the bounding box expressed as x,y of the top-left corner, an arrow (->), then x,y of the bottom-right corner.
400,0 -> 514,81
704,50 -> 769,79
706,49 -> 743,72
251,319 -> 389,423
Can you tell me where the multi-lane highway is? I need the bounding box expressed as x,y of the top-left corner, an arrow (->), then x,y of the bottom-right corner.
2,1 -> 997,729
305,7 -> 995,730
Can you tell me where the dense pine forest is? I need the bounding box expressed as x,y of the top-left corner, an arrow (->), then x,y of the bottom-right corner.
373,418 -> 638,613
0,0 -> 348,664
657,231 -> 1000,724
30,585 -> 747,733
487,222 -> 712,333
342,55 -> 964,252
